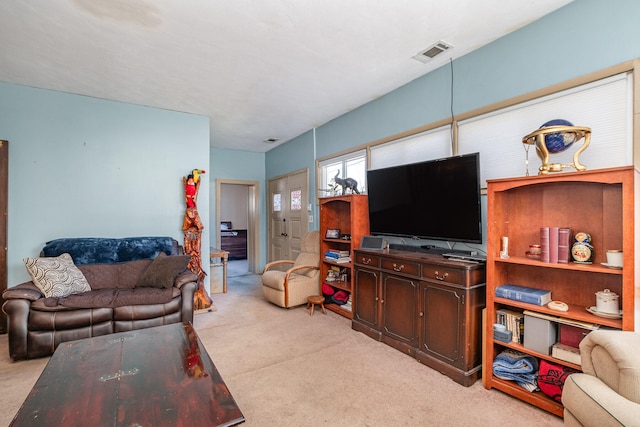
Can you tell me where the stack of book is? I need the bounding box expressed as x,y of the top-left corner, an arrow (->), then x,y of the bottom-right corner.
496,308 -> 525,344
540,227 -> 571,263
495,283 -> 552,306
523,310 -> 600,366
341,294 -> 353,312
552,342 -> 581,365
324,249 -> 351,264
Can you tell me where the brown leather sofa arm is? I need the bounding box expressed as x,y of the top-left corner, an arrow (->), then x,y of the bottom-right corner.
2,298 -> 31,361
174,271 -> 198,289
2,282 -> 43,302
179,281 -> 197,324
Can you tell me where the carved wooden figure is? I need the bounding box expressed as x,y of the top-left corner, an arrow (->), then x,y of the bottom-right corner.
182,169 -> 211,310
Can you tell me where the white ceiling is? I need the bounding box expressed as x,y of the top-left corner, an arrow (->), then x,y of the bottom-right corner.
0,0 -> 573,152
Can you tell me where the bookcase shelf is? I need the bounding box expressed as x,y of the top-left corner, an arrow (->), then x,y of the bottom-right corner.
484,166 -> 637,417
319,194 -> 369,319
494,298 -> 623,329
493,339 -> 582,371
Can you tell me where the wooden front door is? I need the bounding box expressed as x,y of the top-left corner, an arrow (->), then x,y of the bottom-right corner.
267,169 -> 309,263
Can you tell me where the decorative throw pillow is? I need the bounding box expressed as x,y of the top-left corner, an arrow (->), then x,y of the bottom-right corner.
23,253 -> 92,298
137,253 -> 191,289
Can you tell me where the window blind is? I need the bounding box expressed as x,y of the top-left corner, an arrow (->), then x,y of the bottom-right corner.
369,125 -> 452,170
458,73 -> 632,187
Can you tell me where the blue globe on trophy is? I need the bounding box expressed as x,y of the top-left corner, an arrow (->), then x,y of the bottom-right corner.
540,119 -> 578,153
523,119 -> 591,174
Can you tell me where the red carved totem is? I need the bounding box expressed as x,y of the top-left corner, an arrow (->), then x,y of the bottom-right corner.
182,169 -> 211,310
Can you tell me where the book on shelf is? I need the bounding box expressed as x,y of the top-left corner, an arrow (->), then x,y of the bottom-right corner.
495,283 -> 551,306
552,342 -> 581,365
549,227 -> 559,263
540,226 -> 571,264
522,310 -> 600,331
558,227 -> 571,264
324,256 -> 351,264
326,249 -> 350,257
496,308 -> 524,344
540,227 -> 550,263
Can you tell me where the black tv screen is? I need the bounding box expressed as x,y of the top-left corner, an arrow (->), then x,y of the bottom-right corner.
366,153 -> 482,244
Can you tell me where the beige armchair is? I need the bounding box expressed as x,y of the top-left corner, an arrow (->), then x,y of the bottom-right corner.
262,230 -> 320,308
562,330 -> 640,426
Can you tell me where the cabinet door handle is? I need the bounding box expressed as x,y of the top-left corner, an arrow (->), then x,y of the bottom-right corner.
362,257 -> 371,265
434,271 -> 448,281
419,311 -> 424,317
392,263 -> 404,272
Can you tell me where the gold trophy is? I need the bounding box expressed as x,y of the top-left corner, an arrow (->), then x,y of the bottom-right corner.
522,119 -> 591,175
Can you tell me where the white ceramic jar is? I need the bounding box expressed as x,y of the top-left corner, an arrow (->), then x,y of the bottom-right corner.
595,289 -> 620,314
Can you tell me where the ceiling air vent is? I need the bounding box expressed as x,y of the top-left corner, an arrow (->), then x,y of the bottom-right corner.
413,41 -> 452,63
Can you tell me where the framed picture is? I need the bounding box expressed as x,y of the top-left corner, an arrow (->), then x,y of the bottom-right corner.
325,229 -> 340,239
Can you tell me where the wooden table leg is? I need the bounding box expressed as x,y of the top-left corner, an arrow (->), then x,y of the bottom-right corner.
222,252 -> 228,293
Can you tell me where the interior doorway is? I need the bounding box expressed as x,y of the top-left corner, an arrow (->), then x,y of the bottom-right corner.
215,179 -> 260,277
0,141 -> 6,334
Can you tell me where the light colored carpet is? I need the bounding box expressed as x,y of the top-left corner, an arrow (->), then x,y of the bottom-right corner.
227,259 -> 249,277
0,275 -> 564,426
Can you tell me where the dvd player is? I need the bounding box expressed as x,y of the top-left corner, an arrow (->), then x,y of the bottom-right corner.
442,253 -> 487,263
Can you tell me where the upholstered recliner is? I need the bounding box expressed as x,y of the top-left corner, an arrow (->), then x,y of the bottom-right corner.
262,230 -> 320,308
562,330 -> 640,426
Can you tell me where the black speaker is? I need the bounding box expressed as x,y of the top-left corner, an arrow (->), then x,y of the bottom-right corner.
359,236 -> 385,250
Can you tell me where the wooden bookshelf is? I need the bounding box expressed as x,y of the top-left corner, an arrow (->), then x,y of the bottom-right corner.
319,195 -> 369,319
483,166 -> 637,417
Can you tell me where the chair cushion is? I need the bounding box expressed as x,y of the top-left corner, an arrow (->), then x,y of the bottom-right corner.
563,373 -> 640,426
300,230 -> 319,253
23,253 -> 92,298
262,270 -> 287,291
42,287 -> 177,308
137,253 -> 191,289
293,252 -> 318,276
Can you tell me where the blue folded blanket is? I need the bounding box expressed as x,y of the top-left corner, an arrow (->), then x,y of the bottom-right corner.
42,237 -> 177,265
493,349 -> 539,392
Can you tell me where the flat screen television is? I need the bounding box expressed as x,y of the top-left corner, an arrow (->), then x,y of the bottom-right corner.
366,152 -> 482,244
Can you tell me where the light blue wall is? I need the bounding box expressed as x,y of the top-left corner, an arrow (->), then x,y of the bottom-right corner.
265,130 -> 318,229
0,82 -> 210,287
4,0 -> 639,285
269,0 -> 640,168
265,0 -> 640,251
210,147 -> 266,266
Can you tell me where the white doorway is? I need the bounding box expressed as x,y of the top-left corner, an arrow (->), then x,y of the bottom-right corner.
216,179 -> 260,276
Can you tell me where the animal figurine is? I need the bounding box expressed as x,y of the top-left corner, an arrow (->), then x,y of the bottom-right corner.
333,171 -> 360,195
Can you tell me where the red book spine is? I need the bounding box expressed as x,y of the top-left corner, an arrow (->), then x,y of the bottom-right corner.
549,227 -> 559,263
558,227 -> 571,264
540,227 -> 550,263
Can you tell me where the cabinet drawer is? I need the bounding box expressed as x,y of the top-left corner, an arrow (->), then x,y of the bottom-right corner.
381,259 -> 420,277
355,253 -> 380,268
422,265 -> 465,284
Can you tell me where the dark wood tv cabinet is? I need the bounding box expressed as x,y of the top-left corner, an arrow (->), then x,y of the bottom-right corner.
353,249 -> 486,386
221,229 -> 247,260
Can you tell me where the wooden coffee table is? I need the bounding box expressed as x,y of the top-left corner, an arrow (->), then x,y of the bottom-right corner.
10,323 -> 244,426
